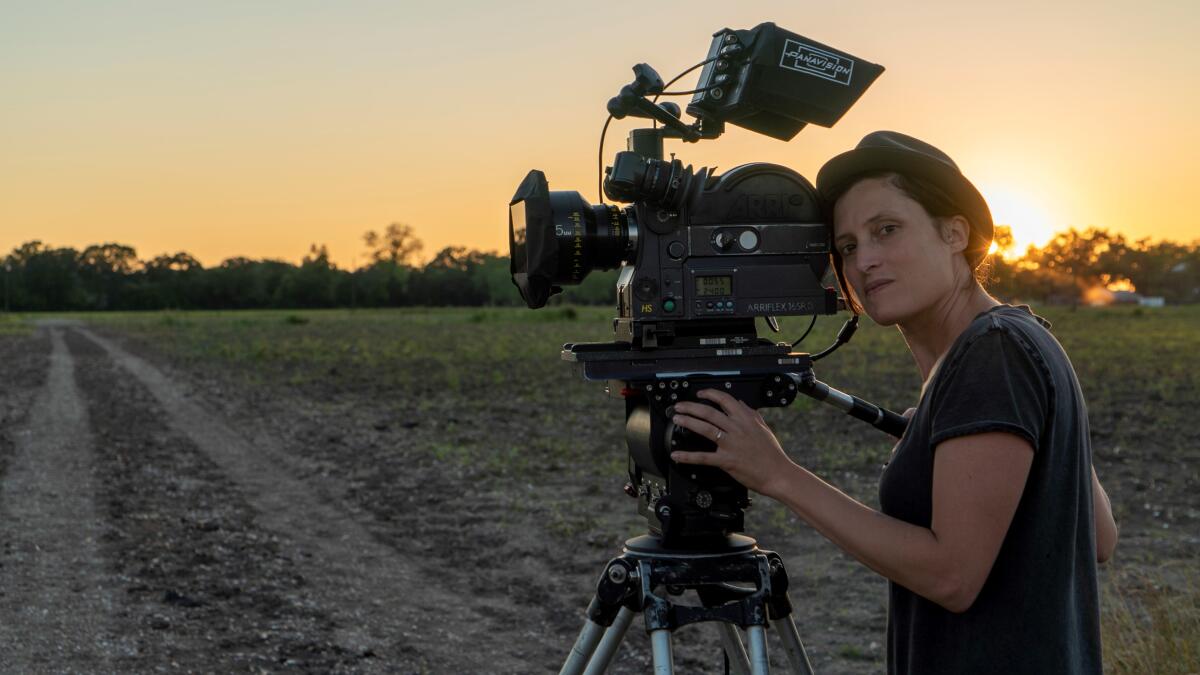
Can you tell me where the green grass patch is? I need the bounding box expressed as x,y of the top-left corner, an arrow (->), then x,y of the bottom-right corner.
69,305 -> 1200,462
0,313 -> 32,336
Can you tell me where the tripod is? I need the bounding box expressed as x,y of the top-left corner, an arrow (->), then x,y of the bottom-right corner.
559,533 -> 814,675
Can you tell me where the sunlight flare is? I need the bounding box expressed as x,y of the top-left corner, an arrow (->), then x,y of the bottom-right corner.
979,184 -> 1058,258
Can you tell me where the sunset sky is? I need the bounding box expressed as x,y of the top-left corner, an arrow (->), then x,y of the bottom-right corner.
3,1 -> 1197,268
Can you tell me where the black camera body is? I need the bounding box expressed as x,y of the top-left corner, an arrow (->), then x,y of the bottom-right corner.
606,155 -> 836,349
508,154 -> 837,350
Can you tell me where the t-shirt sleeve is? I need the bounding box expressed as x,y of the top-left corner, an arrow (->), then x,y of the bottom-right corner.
930,327 -> 1050,452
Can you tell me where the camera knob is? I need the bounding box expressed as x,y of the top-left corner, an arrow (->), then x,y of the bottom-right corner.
738,229 -> 760,251
713,231 -> 735,251
634,277 -> 659,301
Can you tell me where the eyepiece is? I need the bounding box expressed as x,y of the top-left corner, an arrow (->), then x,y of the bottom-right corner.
604,152 -> 692,208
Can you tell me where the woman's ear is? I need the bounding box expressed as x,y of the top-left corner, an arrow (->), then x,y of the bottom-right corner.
940,215 -> 971,254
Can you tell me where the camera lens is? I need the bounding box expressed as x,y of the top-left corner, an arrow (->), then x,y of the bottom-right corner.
509,170 -> 634,308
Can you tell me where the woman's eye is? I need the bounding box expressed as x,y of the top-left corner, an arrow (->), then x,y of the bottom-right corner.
879,224 -> 898,236
840,244 -> 856,256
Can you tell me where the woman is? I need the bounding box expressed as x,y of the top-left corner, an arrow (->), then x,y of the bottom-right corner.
669,131 -> 1118,674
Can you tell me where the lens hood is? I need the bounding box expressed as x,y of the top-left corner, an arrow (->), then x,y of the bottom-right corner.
509,170 -> 558,308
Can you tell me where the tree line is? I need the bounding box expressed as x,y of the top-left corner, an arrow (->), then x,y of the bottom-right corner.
1,223 -> 1196,311
985,226 -> 1198,305
0,224 -> 614,311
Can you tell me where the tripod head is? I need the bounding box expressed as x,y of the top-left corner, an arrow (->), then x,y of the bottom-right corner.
624,369 -> 807,544
565,340 -> 809,546
565,339 -> 908,548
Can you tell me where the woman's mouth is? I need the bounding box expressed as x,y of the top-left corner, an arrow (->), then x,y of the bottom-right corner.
865,280 -> 893,296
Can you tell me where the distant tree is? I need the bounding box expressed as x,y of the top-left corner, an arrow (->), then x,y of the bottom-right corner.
363,223 -> 424,266
207,257 -> 293,309
1024,228 -> 1131,288
985,228 -> 1200,304
475,252 -> 520,306
145,252 -> 202,273
355,259 -> 412,306
408,246 -> 491,305
9,241 -> 86,310
78,243 -> 139,274
1006,264 -> 1080,304
78,243 -> 140,309
138,252 -> 204,308
555,269 -> 619,306
277,244 -> 342,308
1124,238 -> 1199,303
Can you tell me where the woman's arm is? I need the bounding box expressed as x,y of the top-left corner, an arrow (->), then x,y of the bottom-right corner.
769,432 -> 1031,613
1092,466 -> 1117,563
671,389 -> 1033,614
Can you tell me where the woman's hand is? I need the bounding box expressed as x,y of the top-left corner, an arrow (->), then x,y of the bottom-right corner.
669,388 -> 798,498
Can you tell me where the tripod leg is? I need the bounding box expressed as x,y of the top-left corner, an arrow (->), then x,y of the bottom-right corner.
650,629 -> 674,675
560,618 -> 608,675
746,625 -> 770,675
716,622 -> 752,675
582,606 -> 635,675
773,606 -> 815,675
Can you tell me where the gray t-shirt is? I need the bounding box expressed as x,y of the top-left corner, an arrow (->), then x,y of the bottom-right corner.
879,304 -> 1102,674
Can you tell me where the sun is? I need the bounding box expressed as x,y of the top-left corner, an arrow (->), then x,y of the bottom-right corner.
977,184 -> 1058,257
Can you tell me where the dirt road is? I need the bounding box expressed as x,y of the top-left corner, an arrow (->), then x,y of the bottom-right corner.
1,322 -> 563,672
0,325 -> 129,671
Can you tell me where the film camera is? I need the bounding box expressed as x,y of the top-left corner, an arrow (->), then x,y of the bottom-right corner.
508,23 -> 884,546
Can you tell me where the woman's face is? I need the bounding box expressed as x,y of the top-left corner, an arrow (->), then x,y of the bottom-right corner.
832,176 -> 966,326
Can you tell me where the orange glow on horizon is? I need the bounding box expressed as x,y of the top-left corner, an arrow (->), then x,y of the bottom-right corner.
1104,277 -> 1137,293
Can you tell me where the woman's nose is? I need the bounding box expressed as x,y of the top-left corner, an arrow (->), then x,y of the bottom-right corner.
854,242 -> 882,273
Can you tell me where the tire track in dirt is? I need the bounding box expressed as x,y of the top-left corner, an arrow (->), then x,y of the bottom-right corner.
68,329 -> 370,671
76,325 -> 531,672
0,325 -> 131,671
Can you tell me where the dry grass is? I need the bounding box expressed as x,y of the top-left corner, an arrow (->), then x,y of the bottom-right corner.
1103,566 -> 1200,674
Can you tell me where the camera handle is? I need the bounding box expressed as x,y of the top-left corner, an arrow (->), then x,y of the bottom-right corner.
791,371 -> 910,439
607,63 -> 728,155
607,64 -> 702,143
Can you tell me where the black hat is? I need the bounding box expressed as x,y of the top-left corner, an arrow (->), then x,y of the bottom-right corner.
817,131 -> 993,267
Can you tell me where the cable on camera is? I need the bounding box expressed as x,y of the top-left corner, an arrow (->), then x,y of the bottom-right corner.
789,314 -> 819,348
810,315 -> 860,362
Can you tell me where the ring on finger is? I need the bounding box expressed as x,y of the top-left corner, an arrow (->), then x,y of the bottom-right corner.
716,430 -> 724,441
